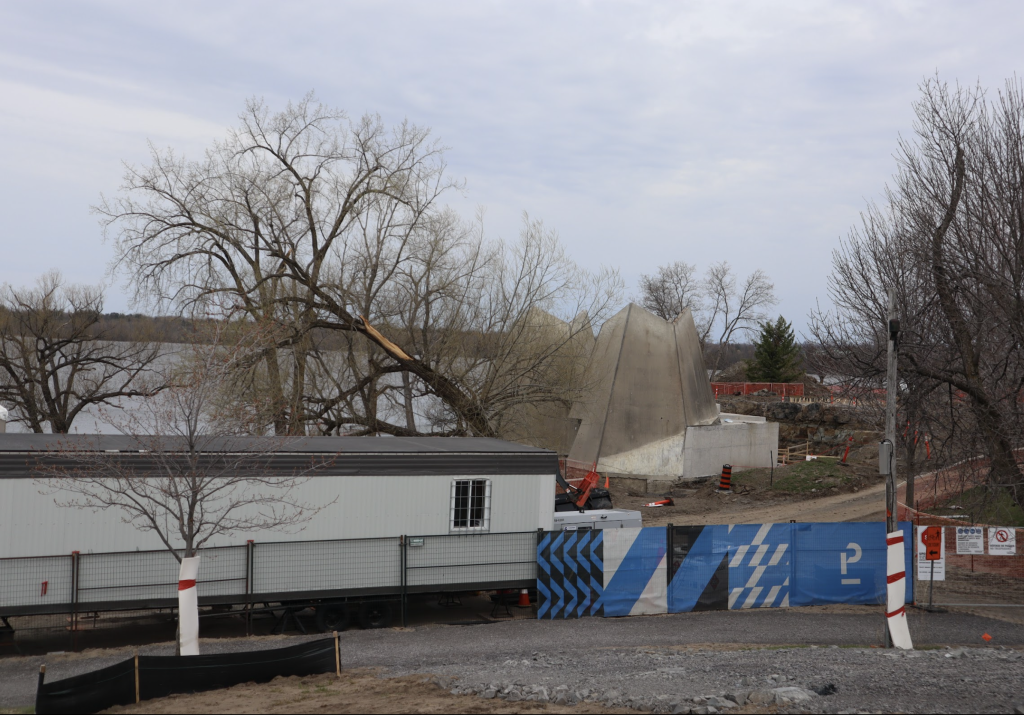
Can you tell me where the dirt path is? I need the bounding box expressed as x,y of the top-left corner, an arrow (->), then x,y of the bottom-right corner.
102,669 -> 635,715
620,481 -> 889,527
687,482 -> 888,525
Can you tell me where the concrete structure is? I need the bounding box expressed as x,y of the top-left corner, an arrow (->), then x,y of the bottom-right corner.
501,309 -> 595,456
567,304 -> 778,489
0,435 -> 557,558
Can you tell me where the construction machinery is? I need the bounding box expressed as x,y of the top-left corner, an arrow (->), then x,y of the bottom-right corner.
555,469 -> 613,511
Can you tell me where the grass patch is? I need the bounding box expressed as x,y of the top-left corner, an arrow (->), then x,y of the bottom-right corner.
734,458 -> 858,494
933,485 -> 1024,527
772,459 -> 853,493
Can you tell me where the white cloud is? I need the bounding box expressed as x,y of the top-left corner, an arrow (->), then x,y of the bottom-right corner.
0,0 -> 1021,327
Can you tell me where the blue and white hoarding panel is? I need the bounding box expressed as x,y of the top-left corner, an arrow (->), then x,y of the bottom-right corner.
538,522 -> 913,618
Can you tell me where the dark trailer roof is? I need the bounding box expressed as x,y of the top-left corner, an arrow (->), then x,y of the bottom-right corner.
0,435 -> 557,478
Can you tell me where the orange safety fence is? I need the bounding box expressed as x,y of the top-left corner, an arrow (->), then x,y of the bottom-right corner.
711,382 -> 805,398
897,452 -> 1024,597
560,459 -> 602,489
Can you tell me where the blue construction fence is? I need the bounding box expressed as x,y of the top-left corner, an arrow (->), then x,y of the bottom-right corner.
537,522 -> 914,619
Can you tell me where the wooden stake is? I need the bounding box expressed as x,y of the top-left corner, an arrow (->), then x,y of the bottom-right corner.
333,631 -> 340,677
134,652 -> 140,703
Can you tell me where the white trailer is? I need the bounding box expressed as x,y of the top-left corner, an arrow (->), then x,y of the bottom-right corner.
553,509 -> 642,531
0,435 -> 556,630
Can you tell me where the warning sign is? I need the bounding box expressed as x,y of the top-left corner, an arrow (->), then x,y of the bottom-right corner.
988,527 -> 1017,556
916,526 -> 945,580
955,527 -> 985,555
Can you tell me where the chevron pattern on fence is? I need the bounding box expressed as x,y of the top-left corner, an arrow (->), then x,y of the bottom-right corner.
537,529 -> 604,618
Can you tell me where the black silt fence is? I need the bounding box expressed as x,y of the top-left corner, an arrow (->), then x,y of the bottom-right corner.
35,637 -> 340,715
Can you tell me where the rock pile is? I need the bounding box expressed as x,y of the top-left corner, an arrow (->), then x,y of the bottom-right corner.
429,672 -> 825,713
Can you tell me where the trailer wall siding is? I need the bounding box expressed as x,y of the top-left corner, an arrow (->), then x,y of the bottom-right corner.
251,538 -> 402,596
2,533 -> 539,614
404,531 -> 537,588
0,473 -> 555,558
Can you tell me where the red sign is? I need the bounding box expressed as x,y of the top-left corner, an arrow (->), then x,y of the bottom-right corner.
922,526 -> 942,561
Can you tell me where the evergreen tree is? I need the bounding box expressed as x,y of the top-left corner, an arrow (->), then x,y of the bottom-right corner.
746,315 -> 802,382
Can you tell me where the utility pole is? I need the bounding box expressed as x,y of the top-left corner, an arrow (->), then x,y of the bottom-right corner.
883,289 -> 899,649
885,288 -> 899,534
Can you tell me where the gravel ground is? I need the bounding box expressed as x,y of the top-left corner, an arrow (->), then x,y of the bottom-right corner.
4,608 -> 1024,713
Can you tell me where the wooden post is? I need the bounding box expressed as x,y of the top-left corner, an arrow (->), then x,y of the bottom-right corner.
333,631 -> 341,677
134,651 -> 140,703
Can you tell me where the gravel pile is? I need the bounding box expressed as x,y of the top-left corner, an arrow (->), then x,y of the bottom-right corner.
4,609 -> 1024,712
390,645 -> 1024,714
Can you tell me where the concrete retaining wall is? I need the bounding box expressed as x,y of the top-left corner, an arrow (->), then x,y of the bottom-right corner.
682,421 -> 779,478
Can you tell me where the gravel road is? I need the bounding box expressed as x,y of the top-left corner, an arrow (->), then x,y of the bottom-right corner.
4,607 -> 1024,713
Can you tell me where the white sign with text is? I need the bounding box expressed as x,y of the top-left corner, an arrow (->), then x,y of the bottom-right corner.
955,526 -> 985,555
988,527 -> 1017,556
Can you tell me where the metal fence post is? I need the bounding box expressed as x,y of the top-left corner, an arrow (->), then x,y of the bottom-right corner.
536,528 -> 544,580
245,540 -> 254,636
666,524 -> 673,594
400,536 -> 407,628
70,551 -> 80,652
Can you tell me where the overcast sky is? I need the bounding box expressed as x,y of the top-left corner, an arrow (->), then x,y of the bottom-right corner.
1,1 -> 1021,333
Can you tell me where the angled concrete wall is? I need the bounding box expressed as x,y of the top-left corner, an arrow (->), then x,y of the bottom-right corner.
567,303 -> 776,480
600,305 -> 689,456
565,307 -> 628,466
568,303 -> 720,472
674,309 -> 718,427
501,309 -> 596,455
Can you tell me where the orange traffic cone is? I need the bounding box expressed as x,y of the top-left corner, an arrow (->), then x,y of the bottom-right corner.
718,464 -> 732,492
518,589 -> 531,607
644,498 -> 674,507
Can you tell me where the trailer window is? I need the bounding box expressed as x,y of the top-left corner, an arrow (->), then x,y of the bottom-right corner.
450,479 -> 491,531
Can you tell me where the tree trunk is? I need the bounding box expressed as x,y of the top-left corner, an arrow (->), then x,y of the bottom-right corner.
289,345 -> 308,436
263,348 -> 288,435
929,146 -> 1024,511
402,371 -> 416,432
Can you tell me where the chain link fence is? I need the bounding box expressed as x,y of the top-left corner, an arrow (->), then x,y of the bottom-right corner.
1,531 -> 540,652
911,520 -> 1023,613
899,457 -> 1024,614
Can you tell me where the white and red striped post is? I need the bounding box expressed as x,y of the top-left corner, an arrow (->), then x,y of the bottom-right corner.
178,556 -> 201,656
885,530 -> 913,650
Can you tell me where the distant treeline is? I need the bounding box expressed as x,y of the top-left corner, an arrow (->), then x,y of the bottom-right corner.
97,313 -> 199,343
96,312 -> 767,369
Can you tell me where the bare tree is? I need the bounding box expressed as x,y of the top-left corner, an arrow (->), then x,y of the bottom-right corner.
37,327 -> 333,559
101,96 -> 622,438
700,262 -> 777,378
303,213 -> 621,439
637,260 -> 777,378
810,75 -> 1024,511
0,271 -> 160,433
638,261 -> 700,321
